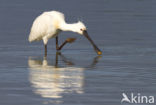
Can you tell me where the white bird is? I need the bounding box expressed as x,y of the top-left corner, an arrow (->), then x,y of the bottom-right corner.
28,10 -> 102,56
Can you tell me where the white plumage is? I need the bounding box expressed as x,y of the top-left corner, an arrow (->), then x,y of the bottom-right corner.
28,10 -> 102,56
29,11 -> 85,44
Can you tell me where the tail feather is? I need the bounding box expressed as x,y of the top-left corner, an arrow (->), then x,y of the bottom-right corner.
28,33 -> 33,42
28,32 -> 37,42
28,32 -> 43,42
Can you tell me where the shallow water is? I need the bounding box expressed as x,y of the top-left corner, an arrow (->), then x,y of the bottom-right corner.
0,0 -> 156,105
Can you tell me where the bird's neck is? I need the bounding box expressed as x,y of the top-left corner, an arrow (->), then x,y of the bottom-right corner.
59,22 -> 78,32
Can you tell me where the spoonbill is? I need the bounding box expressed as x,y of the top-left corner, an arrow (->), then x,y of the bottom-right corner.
28,11 -> 102,56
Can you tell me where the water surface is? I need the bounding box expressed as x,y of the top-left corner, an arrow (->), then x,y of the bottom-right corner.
0,0 -> 156,105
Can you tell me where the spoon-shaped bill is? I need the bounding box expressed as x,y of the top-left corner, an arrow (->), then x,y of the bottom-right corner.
83,30 -> 102,55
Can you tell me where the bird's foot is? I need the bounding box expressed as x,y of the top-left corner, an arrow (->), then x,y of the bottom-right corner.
66,38 -> 76,43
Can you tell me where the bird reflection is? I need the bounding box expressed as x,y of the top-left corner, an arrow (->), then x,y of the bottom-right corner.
28,52 -> 101,99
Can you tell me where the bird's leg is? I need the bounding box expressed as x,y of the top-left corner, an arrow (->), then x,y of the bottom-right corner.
55,36 -> 76,51
55,52 -> 59,67
44,44 -> 47,57
56,36 -> 59,50
57,41 -> 68,50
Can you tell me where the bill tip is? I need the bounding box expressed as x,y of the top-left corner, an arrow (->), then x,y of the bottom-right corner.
97,51 -> 102,55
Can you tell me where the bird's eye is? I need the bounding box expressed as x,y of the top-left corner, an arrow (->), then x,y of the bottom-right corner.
80,29 -> 83,31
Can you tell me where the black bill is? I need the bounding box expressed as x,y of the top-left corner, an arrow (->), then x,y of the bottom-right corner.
83,30 -> 102,55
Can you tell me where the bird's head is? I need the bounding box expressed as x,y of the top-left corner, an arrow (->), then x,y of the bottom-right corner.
61,21 -> 102,55
74,21 -> 87,35
75,21 -> 102,55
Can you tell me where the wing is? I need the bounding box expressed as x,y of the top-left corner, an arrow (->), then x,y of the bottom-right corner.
28,13 -> 54,42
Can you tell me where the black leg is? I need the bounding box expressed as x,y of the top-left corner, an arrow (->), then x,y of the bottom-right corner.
55,52 -> 58,67
44,44 -> 47,57
55,52 -> 61,67
55,36 -> 76,51
56,36 -> 59,50
57,41 -> 68,50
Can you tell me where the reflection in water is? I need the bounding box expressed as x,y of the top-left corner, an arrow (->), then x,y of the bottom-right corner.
28,53 -> 101,99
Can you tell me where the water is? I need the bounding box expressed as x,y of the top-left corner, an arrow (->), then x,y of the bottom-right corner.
0,0 -> 156,105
